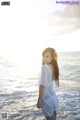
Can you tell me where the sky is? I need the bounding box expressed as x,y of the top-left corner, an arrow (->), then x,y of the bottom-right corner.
0,0 -> 80,76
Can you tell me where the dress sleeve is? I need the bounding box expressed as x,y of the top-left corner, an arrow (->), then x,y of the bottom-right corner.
39,65 -> 47,87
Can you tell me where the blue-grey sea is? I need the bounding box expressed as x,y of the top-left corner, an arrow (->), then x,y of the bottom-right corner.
0,52 -> 80,120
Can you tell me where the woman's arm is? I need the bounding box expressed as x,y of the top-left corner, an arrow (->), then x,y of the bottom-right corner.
38,85 -> 45,100
37,65 -> 47,108
37,85 -> 45,108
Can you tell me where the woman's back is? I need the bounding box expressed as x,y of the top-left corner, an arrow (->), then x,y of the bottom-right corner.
37,47 -> 59,119
39,64 -> 53,87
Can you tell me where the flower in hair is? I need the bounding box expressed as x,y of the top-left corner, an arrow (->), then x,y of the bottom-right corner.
54,51 -> 58,61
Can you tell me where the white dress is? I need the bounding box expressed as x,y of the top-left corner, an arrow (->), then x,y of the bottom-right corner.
39,64 -> 59,117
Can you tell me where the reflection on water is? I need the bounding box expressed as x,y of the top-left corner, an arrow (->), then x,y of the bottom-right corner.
0,52 -> 80,120
0,78 -> 80,120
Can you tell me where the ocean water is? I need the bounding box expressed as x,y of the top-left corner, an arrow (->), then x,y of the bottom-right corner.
58,52 -> 80,82
0,52 -> 80,120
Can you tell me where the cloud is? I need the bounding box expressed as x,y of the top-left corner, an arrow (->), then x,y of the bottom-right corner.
42,2 -> 80,35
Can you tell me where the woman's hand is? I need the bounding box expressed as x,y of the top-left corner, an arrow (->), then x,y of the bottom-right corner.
37,99 -> 42,108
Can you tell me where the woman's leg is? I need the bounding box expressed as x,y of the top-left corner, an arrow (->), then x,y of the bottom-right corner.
45,116 -> 51,120
45,111 -> 56,120
45,115 -> 56,120
53,111 -> 56,120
